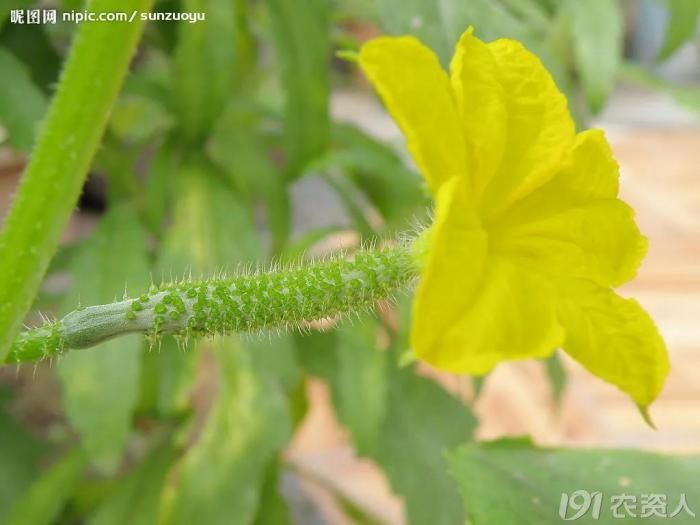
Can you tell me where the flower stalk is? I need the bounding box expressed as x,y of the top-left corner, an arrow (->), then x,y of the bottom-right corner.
5,245 -> 418,365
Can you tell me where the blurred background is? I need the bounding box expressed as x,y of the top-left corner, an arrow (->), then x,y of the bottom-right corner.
0,0 -> 698,523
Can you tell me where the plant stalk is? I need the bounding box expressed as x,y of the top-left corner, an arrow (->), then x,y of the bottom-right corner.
4,245 -> 418,365
0,0 -> 154,359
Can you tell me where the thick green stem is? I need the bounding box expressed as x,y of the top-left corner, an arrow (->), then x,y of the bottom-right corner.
0,0 -> 154,359
4,245 -> 418,365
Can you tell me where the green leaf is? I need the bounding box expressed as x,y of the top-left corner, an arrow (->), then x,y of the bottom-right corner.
659,0 -> 700,60
618,62 -> 700,114
375,367 -> 475,525
87,444 -> 174,525
328,124 -> 429,231
472,374 -> 487,402
173,0 -> 238,141
144,335 -> 199,417
208,103 -> 291,254
280,226 -> 345,264
294,329 -> 339,380
5,448 -> 87,525
296,318 -> 387,455
0,47 -> 47,150
161,338 -> 292,525
449,439 -> 700,524
0,0 -> 33,28
568,0 -> 623,114
0,23 -> 61,91
157,161 -> 262,276
333,319 -> 387,456
252,461 -> 291,525
264,0 -> 330,177
243,334 -> 301,397
545,352 -> 567,405
57,203 -> 150,473
143,146 -> 177,236
297,314 -> 476,525
108,94 -> 174,145
376,0 -> 536,64
0,401 -> 45,524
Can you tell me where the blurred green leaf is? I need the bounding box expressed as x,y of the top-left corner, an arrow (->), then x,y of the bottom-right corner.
109,94 -> 174,144
161,338 -> 292,525
296,317 -> 387,455
0,0 -> 33,29
294,329 -> 338,380
472,374 -> 487,401
329,124 -> 428,230
280,226 -> 345,264
545,352 -> 567,405
173,0 -> 247,141
0,401 -> 45,523
146,335 -> 199,417
568,0 -> 623,114
87,443 -> 174,525
252,462 -> 291,525
333,319 -> 387,455
297,315 -> 476,525
449,438 -> 700,524
157,161 -> 262,276
0,23 -> 61,91
376,0 -> 535,64
500,0 -> 550,28
209,103 -> 291,254
619,62 -> 700,114
144,146 -> 177,237
659,0 -> 700,60
5,448 -> 87,525
265,0 -> 330,178
376,366 -> 475,525
0,47 -> 47,150
320,169 -> 377,239
57,203 -> 150,473
243,334 -> 300,397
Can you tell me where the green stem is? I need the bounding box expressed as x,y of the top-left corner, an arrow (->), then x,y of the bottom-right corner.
4,245 -> 418,365
0,0 -> 154,360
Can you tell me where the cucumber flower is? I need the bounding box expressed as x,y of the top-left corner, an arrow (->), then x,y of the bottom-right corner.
358,28 -> 669,413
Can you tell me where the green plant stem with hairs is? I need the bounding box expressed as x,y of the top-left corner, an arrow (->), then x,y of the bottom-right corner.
5,245 -> 419,365
0,0 -> 154,360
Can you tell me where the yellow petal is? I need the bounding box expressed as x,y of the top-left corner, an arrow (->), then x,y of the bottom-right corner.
359,37 -> 469,194
557,278 -> 669,407
411,176 -> 488,362
490,130 -> 647,287
450,31 -> 576,218
412,176 -> 564,374
415,255 -> 564,375
449,28 -> 507,196
491,130 -> 620,220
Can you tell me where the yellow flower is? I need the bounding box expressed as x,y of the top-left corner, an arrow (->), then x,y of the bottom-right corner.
359,28 -> 669,412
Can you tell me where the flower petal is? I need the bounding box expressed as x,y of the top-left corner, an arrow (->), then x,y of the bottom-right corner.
557,278 -> 669,407
450,30 -> 576,218
414,255 -> 565,375
449,28 -> 507,196
412,177 -> 564,374
359,37 -> 469,194
490,130 -> 647,287
411,176 -> 488,364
